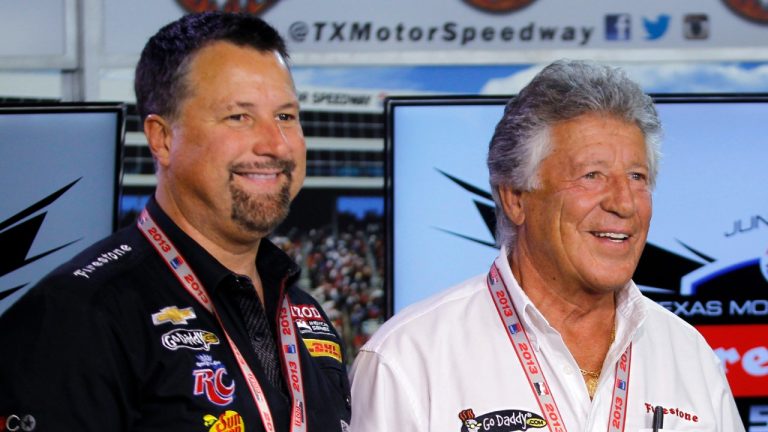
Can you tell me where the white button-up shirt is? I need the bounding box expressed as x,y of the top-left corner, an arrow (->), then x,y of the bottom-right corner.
350,250 -> 744,431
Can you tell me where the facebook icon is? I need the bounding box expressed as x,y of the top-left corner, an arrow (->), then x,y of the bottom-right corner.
606,14 -> 631,40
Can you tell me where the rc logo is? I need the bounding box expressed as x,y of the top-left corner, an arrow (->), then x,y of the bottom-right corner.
193,355 -> 235,406
643,15 -> 670,40
606,14 -> 631,41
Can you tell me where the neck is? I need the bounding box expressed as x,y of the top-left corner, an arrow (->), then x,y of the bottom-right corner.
508,248 -> 617,374
154,188 -> 262,282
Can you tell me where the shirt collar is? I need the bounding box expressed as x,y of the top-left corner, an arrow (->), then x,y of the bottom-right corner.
144,196 -> 301,297
493,246 -> 648,348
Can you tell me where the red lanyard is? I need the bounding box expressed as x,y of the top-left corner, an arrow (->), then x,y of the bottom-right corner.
487,263 -> 632,432
138,209 -> 307,432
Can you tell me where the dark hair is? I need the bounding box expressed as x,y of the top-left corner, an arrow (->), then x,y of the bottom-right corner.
487,59 -> 662,249
134,12 -> 289,122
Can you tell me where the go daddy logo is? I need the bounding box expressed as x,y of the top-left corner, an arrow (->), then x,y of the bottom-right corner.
458,408 -> 546,431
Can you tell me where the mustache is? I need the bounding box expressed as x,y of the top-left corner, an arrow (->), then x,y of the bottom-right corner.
229,159 -> 296,176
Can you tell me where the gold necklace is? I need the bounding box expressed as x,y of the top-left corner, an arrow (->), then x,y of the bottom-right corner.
580,322 -> 616,400
580,368 -> 600,399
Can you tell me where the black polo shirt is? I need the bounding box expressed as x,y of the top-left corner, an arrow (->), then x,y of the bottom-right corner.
0,197 -> 351,432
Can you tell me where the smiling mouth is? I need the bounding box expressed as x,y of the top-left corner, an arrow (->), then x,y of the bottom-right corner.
592,232 -> 630,242
235,171 -> 282,180
230,160 -> 295,182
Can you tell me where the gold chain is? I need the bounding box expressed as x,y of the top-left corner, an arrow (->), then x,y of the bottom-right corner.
580,321 -> 616,399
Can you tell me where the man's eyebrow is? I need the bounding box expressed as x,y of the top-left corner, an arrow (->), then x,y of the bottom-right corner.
228,101 -> 255,110
572,159 -> 648,170
276,101 -> 300,111
225,101 -> 299,111
572,159 -> 610,170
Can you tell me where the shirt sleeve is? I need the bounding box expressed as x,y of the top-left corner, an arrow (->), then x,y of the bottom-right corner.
709,355 -> 746,432
349,349 -> 423,432
0,281 -> 136,431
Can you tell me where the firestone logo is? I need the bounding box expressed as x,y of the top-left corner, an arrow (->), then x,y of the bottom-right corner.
176,0 -> 278,15
462,0 -> 537,14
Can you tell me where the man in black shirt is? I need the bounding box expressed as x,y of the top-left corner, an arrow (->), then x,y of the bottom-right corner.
0,12 -> 351,432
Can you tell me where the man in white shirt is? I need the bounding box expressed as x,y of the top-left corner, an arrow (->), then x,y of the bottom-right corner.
349,59 -> 744,431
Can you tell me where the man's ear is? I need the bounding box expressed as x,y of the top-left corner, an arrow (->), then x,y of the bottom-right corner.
498,185 -> 526,226
144,114 -> 173,168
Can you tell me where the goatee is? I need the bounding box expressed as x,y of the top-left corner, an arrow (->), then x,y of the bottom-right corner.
229,160 -> 294,234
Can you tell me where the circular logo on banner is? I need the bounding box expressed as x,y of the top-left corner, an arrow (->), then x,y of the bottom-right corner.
721,0 -> 768,24
761,245 -> 768,283
462,0 -> 537,14
176,0 -> 278,15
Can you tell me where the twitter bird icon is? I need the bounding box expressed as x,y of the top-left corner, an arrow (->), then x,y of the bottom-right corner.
643,14 -> 670,40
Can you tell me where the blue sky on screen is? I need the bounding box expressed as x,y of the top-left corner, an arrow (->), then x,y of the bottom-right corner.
292,61 -> 768,94
337,196 -> 384,220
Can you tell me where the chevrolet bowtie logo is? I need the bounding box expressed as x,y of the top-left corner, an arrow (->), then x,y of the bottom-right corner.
152,306 -> 197,325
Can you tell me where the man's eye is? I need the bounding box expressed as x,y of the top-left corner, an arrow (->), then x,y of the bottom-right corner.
277,113 -> 297,121
583,171 -> 599,180
630,172 -> 648,182
227,114 -> 249,122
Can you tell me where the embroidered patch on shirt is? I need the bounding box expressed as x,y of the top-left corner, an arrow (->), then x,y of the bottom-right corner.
193,354 -> 235,406
295,318 -> 335,336
203,410 -> 244,432
643,402 -> 701,425
161,328 -> 220,351
458,408 -> 546,431
290,304 -> 326,321
151,306 -> 196,325
302,338 -> 342,363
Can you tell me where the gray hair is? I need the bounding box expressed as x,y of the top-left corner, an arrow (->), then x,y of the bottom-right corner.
487,59 -> 662,250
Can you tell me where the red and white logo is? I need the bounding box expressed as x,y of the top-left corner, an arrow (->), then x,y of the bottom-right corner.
461,0 -> 537,14
176,0 -> 278,15
721,0 -> 768,24
697,324 -> 768,396
290,304 -> 324,321
193,355 -> 236,406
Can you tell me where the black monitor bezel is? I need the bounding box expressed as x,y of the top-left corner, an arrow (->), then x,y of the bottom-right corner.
0,102 -> 127,232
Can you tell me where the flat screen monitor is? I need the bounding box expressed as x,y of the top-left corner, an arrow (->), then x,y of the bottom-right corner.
386,94 -> 768,422
0,104 -> 125,315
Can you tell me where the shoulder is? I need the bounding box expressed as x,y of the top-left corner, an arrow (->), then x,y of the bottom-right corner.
2,226 -> 155,325
362,273 -> 488,353
44,226 -> 148,285
637,297 -> 721,362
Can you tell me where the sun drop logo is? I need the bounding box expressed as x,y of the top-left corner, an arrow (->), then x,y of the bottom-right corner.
203,410 -> 244,432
